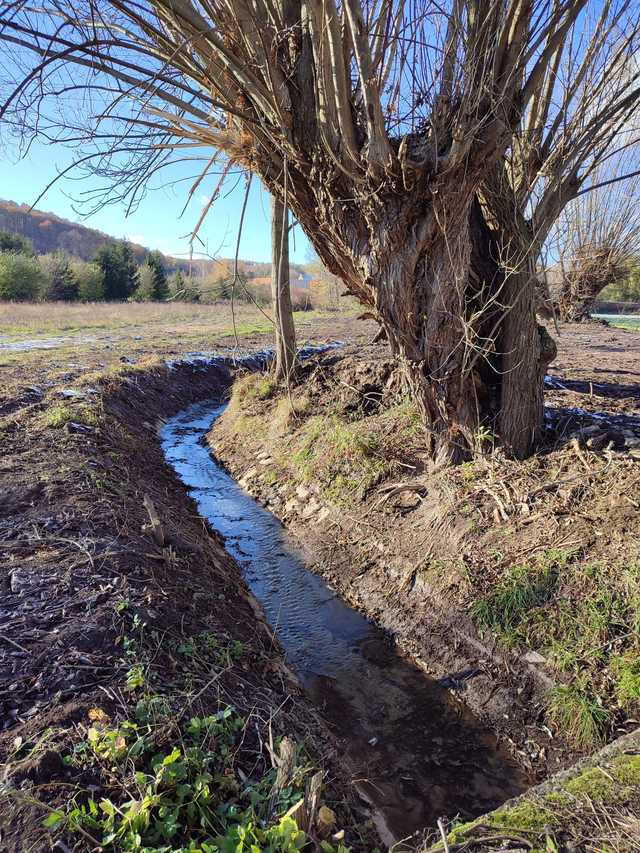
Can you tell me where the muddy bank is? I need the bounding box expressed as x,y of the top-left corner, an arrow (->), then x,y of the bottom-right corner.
0,348 -> 371,851
162,398 -> 530,845
208,328 -> 640,783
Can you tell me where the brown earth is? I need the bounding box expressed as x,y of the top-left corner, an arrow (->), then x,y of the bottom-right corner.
209,321 -> 640,786
0,315 -> 374,853
2,314 -> 640,852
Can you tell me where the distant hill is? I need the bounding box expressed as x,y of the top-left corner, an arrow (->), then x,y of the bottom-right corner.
0,199 -> 307,280
0,199 -> 154,264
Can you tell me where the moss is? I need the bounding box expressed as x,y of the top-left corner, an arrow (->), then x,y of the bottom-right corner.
612,754 -> 640,786
489,799 -> 558,831
542,791 -> 572,809
564,767 -> 617,802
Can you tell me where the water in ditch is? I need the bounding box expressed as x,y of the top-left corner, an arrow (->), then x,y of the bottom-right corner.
161,399 -> 529,845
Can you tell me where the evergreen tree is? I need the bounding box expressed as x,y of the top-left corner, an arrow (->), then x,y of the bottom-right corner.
119,241 -> 140,298
132,264 -> 156,301
95,241 -> 139,300
42,252 -> 79,301
95,244 -> 125,300
147,250 -> 169,300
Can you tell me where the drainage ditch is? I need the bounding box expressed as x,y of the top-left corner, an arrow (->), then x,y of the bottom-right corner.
161,398 -> 530,845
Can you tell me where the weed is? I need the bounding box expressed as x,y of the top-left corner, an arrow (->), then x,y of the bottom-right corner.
231,374 -> 277,407
45,706 -> 347,852
42,402 -> 99,428
125,664 -> 147,691
548,682 -> 611,748
471,558 -> 560,643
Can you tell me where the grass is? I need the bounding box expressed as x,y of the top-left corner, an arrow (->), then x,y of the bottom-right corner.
594,313 -> 640,331
0,301 -> 339,338
611,653 -> 640,710
548,682 -> 612,749
470,549 -> 572,644
469,547 -> 640,748
42,402 -> 100,428
284,399 -> 422,505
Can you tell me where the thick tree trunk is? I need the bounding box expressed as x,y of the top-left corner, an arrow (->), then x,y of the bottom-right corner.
271,194 -> 296,382
371,199 -> 548,463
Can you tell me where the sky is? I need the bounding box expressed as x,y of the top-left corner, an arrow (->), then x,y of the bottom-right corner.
0,138 -> 312,264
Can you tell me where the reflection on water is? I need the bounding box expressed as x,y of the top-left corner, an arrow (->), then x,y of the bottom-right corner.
161,400 -> 528,844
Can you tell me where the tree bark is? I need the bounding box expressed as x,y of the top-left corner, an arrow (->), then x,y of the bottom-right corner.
362,197 -> 549,463
498,270 -> 544,458
271,194 -> 296,382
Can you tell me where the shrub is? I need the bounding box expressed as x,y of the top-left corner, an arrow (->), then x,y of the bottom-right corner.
290,287 -> 313,311
0,252 -> 44,301
72,260 -> 105,301
171,269 -> 201,302
0,229 -> 33,255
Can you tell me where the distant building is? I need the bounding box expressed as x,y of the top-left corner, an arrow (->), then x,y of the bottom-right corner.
249,270 -> 312,291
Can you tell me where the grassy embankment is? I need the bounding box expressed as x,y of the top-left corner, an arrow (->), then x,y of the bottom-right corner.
213,364 -> 640,849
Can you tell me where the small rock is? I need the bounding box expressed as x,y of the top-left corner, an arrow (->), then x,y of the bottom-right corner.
301,498 -> 321,519
9,569 -> 29,594
66,421 -> 93,434
523,650 -> 546,665
284,498 -> 300,515
315,506 -> 331,525
296,484 -> 312,501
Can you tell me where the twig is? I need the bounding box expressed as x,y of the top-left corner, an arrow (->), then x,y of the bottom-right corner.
437,817 -> 451,853
0,633 -> 30,653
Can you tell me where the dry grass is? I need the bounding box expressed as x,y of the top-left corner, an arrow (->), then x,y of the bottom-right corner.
0,300 -> 278,336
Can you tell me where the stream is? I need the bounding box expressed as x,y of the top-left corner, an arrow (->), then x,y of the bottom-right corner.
161,398 -> 529,846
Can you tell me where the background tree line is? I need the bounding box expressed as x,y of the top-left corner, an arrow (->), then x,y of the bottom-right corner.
0,229 -> 330,308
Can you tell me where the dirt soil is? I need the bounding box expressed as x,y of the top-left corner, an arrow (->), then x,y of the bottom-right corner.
0,315 -> 374,853
210,321 -> 640,791
3,314 -> 640,852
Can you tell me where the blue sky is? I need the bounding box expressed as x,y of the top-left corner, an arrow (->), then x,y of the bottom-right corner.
0,138 -> 311,263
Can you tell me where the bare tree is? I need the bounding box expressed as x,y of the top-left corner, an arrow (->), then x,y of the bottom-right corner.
271,194 -> 296,381
542,162 -> 640,322
2,1 -> 640,462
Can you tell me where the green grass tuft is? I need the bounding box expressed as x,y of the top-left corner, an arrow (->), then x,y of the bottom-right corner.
548,682 -> 611,749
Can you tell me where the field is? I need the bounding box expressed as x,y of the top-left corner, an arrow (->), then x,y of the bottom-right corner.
594,313 -> 640,330
0,300 -> 353,405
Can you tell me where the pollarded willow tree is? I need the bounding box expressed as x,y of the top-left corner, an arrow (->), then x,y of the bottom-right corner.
542,159 -> 640,323
2,0 -> 640,462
